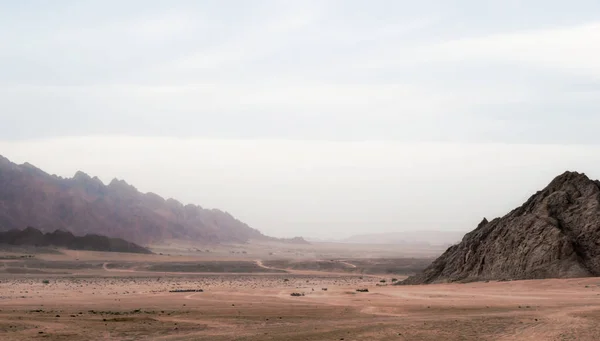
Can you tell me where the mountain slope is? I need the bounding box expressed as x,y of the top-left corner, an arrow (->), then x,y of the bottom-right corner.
402,171 -> 600,284
0,155 -> 289,245
0,226 -> 151,254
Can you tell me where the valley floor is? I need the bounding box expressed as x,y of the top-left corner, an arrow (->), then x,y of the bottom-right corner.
1,270 -> 600,340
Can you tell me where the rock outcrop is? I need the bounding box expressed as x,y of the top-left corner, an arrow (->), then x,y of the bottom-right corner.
0,155 -> 299,245
0,226 -> 152,254
402,171 -> 600,284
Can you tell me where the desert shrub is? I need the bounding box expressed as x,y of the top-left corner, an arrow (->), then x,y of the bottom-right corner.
42,279 -> 50,284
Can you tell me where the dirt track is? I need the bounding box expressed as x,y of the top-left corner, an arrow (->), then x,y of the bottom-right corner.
1,268 -> 600,340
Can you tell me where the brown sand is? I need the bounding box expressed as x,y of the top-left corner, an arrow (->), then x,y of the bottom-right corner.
2,274 -> 600,340
1,250 -> 600,340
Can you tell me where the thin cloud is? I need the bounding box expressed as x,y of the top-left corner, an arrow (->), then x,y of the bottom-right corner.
360,21 -> 600,78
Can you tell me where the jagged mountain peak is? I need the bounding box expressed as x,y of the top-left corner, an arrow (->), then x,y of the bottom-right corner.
72,171 -> 104,185
108,177 -> 135,188
0,154 -> 11,165
73,170 -> 92,180
550,170 -> 589,182
20,162 -> 48,176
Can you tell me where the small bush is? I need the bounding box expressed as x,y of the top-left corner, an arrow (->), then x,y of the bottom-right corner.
42,280 -> 50,285
169,289 -> 203,293
391,278 -> 398,282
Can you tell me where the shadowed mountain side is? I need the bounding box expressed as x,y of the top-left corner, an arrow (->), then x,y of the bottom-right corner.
0,155 -> 307,245
0,226 -> 152,254
402,171 -> 600,284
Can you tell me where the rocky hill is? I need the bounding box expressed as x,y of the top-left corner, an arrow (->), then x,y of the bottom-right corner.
402,171 -> 600,284
0,155 -> 304,245
0,226 -> 151,254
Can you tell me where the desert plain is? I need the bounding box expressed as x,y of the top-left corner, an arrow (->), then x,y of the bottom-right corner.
1,243 -> 600,341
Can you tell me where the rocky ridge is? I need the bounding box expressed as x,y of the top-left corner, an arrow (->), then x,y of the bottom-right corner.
0,155 -> 306,245
0,226 -> 152,254
402,171 -> 600,284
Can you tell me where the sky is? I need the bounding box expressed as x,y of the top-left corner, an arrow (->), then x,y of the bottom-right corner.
1,1 -> 600,239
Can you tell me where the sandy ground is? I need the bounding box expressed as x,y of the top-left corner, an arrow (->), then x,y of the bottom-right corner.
2,268 -> 600,340
1,247 -> 600,340
148,240 -> 448,260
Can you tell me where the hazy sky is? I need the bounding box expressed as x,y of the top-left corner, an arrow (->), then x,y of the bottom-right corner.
1,1 -> 600,238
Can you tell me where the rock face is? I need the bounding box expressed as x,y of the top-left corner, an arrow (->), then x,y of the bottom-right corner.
0,226 -> 152,254
402,171 -> 600,284
0,155 -> 295,245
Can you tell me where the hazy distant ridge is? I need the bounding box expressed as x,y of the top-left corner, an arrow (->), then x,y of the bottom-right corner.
0,155 -> 306,245
340,231 -> 466,246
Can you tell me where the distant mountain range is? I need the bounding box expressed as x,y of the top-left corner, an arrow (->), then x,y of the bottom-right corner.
0,226 -> 151,254
330,230 -> 466,246
0,155 -> 306,245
